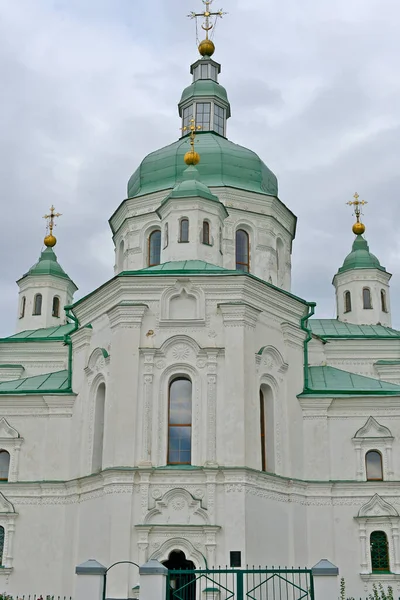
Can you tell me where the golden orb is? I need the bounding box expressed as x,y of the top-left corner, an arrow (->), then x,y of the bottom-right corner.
44,234 -> 57,247
198,39 -> 215,57
352,221 -> 365,235
184,150 -> 201,166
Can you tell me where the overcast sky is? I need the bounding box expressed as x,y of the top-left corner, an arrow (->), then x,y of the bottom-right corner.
0,0 -> 399,336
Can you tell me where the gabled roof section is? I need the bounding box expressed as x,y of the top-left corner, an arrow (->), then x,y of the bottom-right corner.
301,366 -> 400,397
0,324 -> 74,343
310,319 -> 400,340
0,370 -> 71,395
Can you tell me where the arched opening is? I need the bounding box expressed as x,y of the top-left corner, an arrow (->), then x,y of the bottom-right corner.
52,296 -> 60,318
276,238 -> 284,285
33,294 -> 42,316
20,296 -> 26,319
164,550 -> 196,600
381,290 -> 388,313
370,531 -> 390,572
366,450 -> 383,481
363,287 -> 372,309
0,526 -> 4,566
180,219 -> 189,243
164,223 -> 169,249
219,227 -> 223,254
259,385 -> 275,473
118,240 -> 125,273
344,291 -> 352,313
236,229 -> 250,272
0,451 -> 10,481
202,221 -> 210,245
148,230 -> 161,267
92,383 -> 106,473
168,378 -> 192,465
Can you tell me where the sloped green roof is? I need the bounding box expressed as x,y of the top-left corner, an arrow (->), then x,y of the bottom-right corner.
131,260 -> 234,274
162,166 -> 221,204
338,235 -> 386,274
19,248 -> 76,286
180,80 -> 229,108
126,132 -> 278,200
0,370 -> 70,395
310,319 -> 400,339
303,366 -> 400,396
0,324 -> 74,342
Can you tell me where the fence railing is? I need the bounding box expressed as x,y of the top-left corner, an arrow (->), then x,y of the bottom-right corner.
1,596 -> 72,600
167,567 -> 314,600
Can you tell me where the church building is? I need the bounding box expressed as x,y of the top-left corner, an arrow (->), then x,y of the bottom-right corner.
0,3 -> 399,597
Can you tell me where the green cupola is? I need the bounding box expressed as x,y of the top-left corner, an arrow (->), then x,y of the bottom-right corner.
338,235 -> 386,274
20,247 -> 75,283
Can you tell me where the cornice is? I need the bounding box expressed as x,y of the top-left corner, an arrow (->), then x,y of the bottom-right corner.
107,302 -> 149,330
218,303 -> 261,328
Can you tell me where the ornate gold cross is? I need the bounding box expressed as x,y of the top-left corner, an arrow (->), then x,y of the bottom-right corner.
181,119 -> 202,153
188,0 -> 226,39
347,192 -> 367,222
43,205 -> 62,236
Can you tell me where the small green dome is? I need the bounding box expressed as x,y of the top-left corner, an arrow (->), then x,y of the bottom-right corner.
21,247 -> 73,282
163,166 -> 220,203
127,132 -> 278,199
338,235 -> 386,273
180,80 -> 230,113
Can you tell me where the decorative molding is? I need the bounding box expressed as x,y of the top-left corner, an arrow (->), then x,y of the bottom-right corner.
219,303 -> 261,329
159,282 -> 206,327
354,417 -> 393,440
357,494 -> 399,518
352,417 -> 394,481
107,302 -> 148,330
280,322 -> 305,348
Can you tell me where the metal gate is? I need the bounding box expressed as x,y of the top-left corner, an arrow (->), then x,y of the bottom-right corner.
167,567 -> 314,600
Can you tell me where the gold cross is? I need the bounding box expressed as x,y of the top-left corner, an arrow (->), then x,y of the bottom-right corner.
43,205 -> 62,236
347,192 -> 367,222
181,119 -> 202,153
188,0 -> 226,40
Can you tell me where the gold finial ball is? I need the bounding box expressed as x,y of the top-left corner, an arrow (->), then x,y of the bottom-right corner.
352,222 -> 365,235
184,150 -> 201,166
198,39 -> 215,57
44,234 -> 57,247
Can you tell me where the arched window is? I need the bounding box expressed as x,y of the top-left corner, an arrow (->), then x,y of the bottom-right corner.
164,223 -> 169,249
381,290 -> 388,313
148,230 -> 161,267
202,221 -> 210,245
0,451 -> 10,481
168,378 -> 192,465
363,287 -> 372,309
366,450 -> 383,481
118,240 -> 125,273
344,291 -> 352,313
259,385 -> 275,473
33,294 -> 42,316
20,296 -> 26,319
52,296 -> 60,318
0,526 -> 4,566
236,229 -> 250,272
180,219 -> 189,243
92,383 -> 106,473
370,531 -> 390,572
219,227 -> 223,254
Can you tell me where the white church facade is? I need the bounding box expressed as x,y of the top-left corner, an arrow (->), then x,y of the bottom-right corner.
0,11 -> 400,599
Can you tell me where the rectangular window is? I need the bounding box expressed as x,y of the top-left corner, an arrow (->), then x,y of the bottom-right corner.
182,106 -> 193,134
200,64 -> 208,79
210,65 -> 217,81
214,104 -> 225,136
196,102 -> 211,131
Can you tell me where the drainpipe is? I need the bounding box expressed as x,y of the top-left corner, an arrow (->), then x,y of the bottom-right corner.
64,304 -> 79,392
300,302 -> 316,392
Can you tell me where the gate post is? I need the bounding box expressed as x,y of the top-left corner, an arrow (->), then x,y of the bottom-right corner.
312,559 -> 339,600
75,559 -> 106,600
139,559 -> 168,600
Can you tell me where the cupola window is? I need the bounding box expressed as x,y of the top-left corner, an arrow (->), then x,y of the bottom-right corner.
196,103 -> 211,130
363,287 -> 372,309
381,290 -> 388,313
180,219 -> 189,243
148,230 -> 161,267
20,296 -> 26,319
236,229 -> 250,272
202,221 -> 210,245
214,105 -> 225,136
33,294 -> 42,316
52,296 -> 60,318
182,106 -> 193,132
344,291 -> 352,313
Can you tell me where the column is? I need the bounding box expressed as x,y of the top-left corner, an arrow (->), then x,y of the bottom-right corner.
139,559 -> 168,600
206,350 -> 219,466
312,559 -> 339,600
140,350 -> 155,466
359,524 -> 368,573
75,559 -> 106,600
107,303 -> 147,467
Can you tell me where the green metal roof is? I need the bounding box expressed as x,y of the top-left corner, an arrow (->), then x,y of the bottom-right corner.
0,324 -> 74,342
180,79 -> 229,107
309,319 -> 400,340
126,260 -> 235,275
304,366 -> 400,396
0,370 -> 70,395
162,166 -> 221,203
19,247 -> 76,285
338,235 -> 386,274
126,132 -> 278,200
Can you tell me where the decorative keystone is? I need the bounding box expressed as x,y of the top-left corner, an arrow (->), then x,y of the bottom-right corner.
312,559 -> 339,576
75,559 -> 107,575
139,559 -> 168,576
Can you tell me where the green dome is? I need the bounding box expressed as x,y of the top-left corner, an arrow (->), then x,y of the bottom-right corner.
163,166 -> 220,203
180,80 -> 230,113
338,235 -> 386,273
20,247 -> 73,282
127,132 -> 278,199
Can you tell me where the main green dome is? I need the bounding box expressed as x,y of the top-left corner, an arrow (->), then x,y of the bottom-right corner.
127,132 -> 278,199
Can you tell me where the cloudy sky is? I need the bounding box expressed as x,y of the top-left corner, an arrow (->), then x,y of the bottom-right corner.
0,0 -> 399,336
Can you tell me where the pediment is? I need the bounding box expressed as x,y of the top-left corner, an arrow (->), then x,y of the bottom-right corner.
358,494 -> 398,518
144,488 -> 209,526
0,418 -> 19,439
354,417 -> 393,440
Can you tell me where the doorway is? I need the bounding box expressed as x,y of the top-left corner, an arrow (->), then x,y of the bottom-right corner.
164,550 -> 196,600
